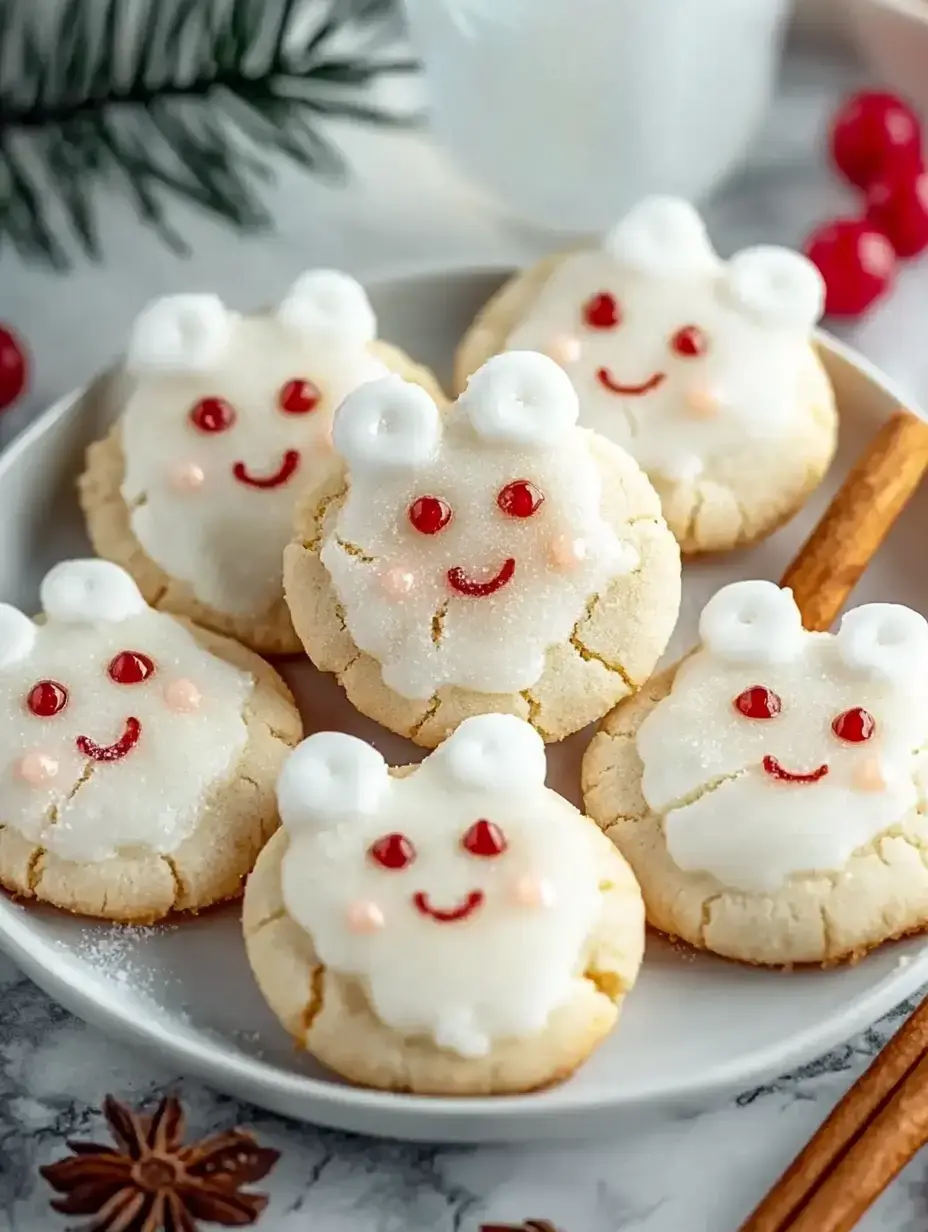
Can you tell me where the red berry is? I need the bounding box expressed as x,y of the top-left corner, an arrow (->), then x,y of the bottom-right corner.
803,219 -> 896,318
829,91 -> 923,188
866,170 -> 928,258
0,325 -> 27,412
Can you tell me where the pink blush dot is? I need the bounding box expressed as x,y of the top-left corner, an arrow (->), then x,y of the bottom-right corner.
169,462 -> 206,491
545,334 -> 582,367
17,751 -> 59,785
511,873 -> 556,909
852,757 -> 886,793
548,535 -> 588,570
164,678 -> 202,713
346,900 -> 385,932
381,567 -> 416,597
685,387 -> 721,419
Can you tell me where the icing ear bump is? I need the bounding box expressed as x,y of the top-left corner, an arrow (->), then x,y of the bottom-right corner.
277,270 -> 377,349
604,196 -> 718,278
40,560 -> 148,624
126,294 -> 233,374
457,351 -> 579,447
835,604 -> 928,683
333,376 -> 442,474
699,580 -> 804,665
277,732 -> 390,834
0,604 -> 37,669
431,714 -> 548,793
725,246 -> 824,330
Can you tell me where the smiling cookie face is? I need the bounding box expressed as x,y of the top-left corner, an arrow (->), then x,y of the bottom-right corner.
505,198 -> 826,485
120,272 -> 387,617
0,561 -> 251,863
321,352 -> 637,699
277,714 -> 601,1057
637,581 -> 928,891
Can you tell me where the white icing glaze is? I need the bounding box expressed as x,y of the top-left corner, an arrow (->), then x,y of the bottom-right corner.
0,561 -> 251,862
637,583 -> 928,891
121,273 -> 387,617
323,354 -> 635,699
506,197 -> 826,484
278,715 -> 602,1057
127,294 -> 234,374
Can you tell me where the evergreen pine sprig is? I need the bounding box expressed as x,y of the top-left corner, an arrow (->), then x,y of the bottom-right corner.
0,0 -> 419,270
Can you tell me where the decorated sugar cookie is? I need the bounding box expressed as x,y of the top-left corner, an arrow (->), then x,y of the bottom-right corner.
582,580 -> 928,966
456,197 -> 838,554
284,350 -> 680,747
79,271 -> 444,654
0,560 -> 301,922
243,714 -> 644,1093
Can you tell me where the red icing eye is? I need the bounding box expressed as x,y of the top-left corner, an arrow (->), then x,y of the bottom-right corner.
369,833 -> 416,870
26,680 -> 69,718
408,495 -> 452,535
189,397 -> 236,434
832,707 -> 876,743
278,379 -> 321,414
582,292 -> 621,330
497,480 -> 544,518
108,651 -> 156,685
462,819 -> 507,857
733,686 -> 782,720
671,325 -> 709,357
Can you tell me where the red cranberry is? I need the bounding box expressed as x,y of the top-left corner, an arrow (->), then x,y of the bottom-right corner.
866,170 -> 928,259
803,219 -> 896,318
0,326 -> 27,412
829,91 -> 923,189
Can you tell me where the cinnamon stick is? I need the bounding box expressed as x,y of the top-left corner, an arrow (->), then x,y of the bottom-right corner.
738,996 -> 928,1232
780,410 -> 928,631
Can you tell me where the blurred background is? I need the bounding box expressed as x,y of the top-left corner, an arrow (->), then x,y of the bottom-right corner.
1,0 -> 927,435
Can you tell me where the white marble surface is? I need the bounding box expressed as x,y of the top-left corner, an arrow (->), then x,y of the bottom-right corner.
4,45 -> 928,1232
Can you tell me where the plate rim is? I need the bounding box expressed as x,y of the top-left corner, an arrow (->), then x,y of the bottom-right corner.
1,269 -> 927,1132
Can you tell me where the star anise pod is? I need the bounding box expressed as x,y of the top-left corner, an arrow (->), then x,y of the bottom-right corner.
40,1094 -> 280,1231
480,1223 -> 562,1232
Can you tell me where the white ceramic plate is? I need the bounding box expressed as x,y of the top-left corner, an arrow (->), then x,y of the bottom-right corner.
2,270 -> 928,1143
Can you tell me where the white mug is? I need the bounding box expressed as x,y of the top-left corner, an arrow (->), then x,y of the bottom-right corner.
403,0 -> 792,232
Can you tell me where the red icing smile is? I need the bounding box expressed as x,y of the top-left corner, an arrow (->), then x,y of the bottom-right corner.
596,368 -> 666,397
413,890 -> 484,923
232,449 -> 300,489
447,558 -> 515,597
76,717 -> 141,762
762,755 -> 829,785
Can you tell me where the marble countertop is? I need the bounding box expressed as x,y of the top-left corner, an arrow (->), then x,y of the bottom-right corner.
3,44 -> 928,1232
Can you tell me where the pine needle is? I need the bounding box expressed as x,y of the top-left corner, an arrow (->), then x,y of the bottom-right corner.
0,0 -> 419,269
